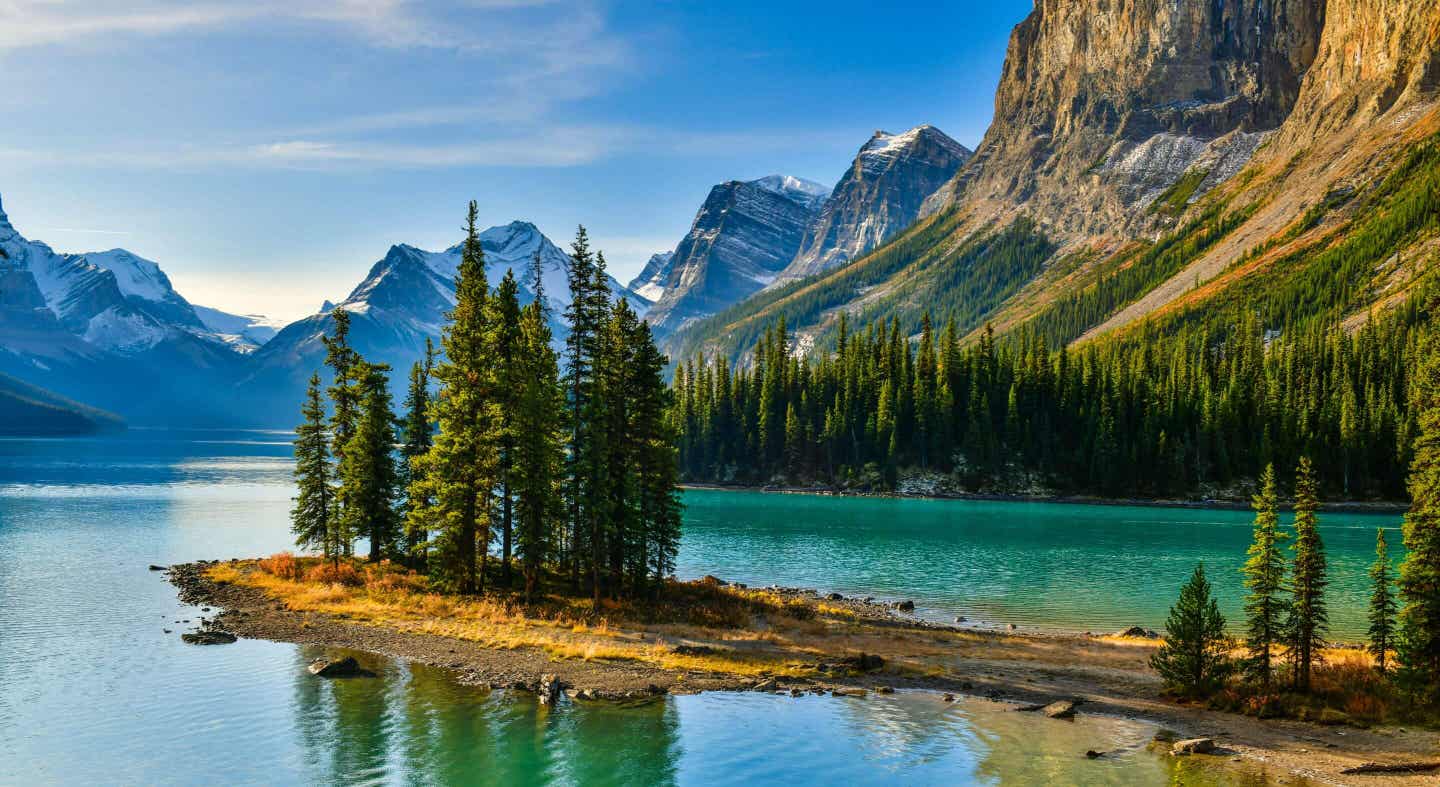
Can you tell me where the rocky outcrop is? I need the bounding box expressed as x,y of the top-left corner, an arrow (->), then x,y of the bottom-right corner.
773,126 -> 970,285
644,175 -> 829,331
927,0 -> 1327,236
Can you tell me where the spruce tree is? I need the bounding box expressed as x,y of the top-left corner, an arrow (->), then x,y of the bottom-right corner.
563,226 -> 600,588
1286,456 -> 1328,692
324,306 -> 362,557
408,201 -> 497,593
513,274 -> 565,604
399,339 -> 435,566
489,270 -> 524,587
292,373 -> 336,562
1369,527 -> 1397,674
340,363 -> 401,562
1243,463 -> 1288,687
628,318 -> 683,594
1151,563 -> 1231,698
1397,333 -> 1440,704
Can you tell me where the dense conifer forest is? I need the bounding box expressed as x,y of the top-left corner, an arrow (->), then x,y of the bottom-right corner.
672,281 -> 1439,501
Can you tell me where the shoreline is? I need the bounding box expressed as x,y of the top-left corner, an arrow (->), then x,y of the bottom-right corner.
680,482 -> 1412,514
171,560 -> 1440,785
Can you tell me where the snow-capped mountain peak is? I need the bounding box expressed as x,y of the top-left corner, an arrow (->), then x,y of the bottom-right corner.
751,174 -> 831,205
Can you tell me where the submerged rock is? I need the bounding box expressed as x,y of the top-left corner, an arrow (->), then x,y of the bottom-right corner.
181,630 -> 236,645
894,600 -> 915,612
308,657 -> 369,677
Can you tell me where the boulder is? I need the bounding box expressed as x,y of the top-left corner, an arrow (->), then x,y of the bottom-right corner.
181,630 -> 236,645
942,693 -> 956,702
1085,750 -> 1104,759
753,679 -> 777,692
955,616 -> 967,623
845,653 -> 885,672
875,685 -> 895,694
1115,626 -> 1160,639
826,593 -> 844,601
1171,738 -> 1216,756
538,673 -> 562,705
148,565 -> 167,571
895,600 -> 916,612
673,645 -> 717,656
308,657 -> 365,677
1042,700 -> 1077,720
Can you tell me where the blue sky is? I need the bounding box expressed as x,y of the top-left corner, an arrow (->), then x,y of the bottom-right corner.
0,0 -> 1033,321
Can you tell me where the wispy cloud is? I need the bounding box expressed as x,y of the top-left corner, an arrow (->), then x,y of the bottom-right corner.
0,124 -> 860,172
35,227 -> 133,235
0,0 -> 618,54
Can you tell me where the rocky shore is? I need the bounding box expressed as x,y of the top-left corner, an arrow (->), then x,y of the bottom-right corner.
169,561 -> 1440,785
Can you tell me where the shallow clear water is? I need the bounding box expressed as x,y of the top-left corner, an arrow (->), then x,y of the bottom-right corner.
0,431 -> 1358,784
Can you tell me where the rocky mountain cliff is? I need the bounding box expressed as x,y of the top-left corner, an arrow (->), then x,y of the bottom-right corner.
924,0 -> 1326,236
668,0 -> 1440,364
643,175 -> 829,331
774,125 -> 971,285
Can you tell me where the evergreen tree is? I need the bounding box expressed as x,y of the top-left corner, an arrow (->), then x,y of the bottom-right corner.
1151,563 -> 1232,698
489,270 -> 524,587
1286,456 -> 1328,692
1397,334 -> 1440,704
408,202 -> 497,593
563,226 -> 602,588
513,269 -> 565,604
339,362 -> 401,561
399,339 -> 435,566
1243,463 -> 1288,687
629,319 -> 683,593
324,306 -> 362,557
1369,527 -> 1398,674
291,373 -> 336,562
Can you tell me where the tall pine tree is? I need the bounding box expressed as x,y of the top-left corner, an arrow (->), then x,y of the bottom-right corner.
339,362 -> 401,562
513,258 -> 565,604
1369,527 -> 1398,675
1286,456 -> 1328,692
1243,463 -> 1288,687
292,373 -> 336,563
408,202 -> 497,593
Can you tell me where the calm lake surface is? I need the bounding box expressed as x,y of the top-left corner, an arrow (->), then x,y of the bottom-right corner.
0,430 -> 1378,785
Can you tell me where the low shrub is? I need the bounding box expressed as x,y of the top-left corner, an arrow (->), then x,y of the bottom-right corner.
305,561 -> 363,586
257,552 -> 301,580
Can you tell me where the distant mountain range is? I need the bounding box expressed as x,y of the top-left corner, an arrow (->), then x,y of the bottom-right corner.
0,194 -> 651,426
629,126 -> 970,334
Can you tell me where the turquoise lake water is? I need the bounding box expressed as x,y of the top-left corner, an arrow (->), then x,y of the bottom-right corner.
0,430 -> 1370,784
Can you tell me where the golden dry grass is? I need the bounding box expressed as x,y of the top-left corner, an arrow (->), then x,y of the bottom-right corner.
205,557 -> 902,679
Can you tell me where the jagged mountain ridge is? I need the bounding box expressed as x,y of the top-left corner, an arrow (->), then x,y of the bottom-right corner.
642,175 -> 830,331
626,251 -> 675,302
668,0 -> 1440,365
774,125 -> 972,285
